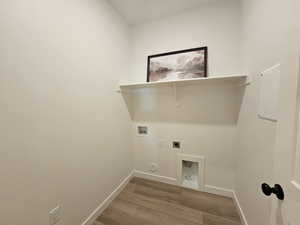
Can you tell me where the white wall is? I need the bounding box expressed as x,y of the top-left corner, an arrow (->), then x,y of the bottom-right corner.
235,0 -> 296,225
129,0 -> 243,191
131,84 -> 244,190
0,1 -> 132,225
130,0 -> 243,82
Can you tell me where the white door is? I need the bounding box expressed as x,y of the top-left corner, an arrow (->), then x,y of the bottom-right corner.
268,5 -> 300,224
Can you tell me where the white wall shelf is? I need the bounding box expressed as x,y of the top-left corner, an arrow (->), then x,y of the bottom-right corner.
118,75 -> 249,91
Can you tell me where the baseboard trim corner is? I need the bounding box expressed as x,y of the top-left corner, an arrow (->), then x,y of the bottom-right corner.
81,171 -> 134,225
232,191 -> 248,225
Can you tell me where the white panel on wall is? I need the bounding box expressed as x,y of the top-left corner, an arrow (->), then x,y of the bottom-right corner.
258,64 -> 281,121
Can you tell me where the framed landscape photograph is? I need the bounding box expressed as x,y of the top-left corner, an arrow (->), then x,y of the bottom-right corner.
147,47 -> 208,82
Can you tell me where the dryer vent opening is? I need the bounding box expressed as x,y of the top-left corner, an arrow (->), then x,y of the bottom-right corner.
182,160 -> 199,189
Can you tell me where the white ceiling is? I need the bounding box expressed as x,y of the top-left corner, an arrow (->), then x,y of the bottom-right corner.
107,0 -> 217,25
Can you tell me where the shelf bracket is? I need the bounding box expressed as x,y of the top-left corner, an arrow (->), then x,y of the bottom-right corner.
238,75 -> 252,87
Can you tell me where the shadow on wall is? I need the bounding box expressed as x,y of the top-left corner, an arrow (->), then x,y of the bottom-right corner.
121,83 -> 245,125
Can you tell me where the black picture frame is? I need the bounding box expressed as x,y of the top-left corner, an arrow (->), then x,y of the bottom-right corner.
147,47 -> 208,82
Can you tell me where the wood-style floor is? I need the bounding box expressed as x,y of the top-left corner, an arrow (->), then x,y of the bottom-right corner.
93,177 -> 242,225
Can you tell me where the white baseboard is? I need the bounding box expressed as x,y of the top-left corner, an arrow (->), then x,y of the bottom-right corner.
133,170 -> 234,198
204,185 -> 234,198
232,191 -> 248,225
133,170 -> 178,185
81,171 -> 134,225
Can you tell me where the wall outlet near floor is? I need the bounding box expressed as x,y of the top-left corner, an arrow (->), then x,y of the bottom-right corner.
49,206 -> 61,225
149,163 -> 159,173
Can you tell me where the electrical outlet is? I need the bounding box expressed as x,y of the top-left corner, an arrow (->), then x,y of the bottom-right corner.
49,206 -> 61,225
173,141 -> 181,149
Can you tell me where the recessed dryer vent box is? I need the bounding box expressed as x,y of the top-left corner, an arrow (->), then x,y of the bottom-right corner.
177,154 -> 205,191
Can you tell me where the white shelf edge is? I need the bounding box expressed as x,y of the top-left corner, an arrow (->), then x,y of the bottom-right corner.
119,75 -> 249,89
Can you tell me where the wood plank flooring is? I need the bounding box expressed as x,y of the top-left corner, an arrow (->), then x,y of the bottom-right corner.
93,177 -> 241,225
